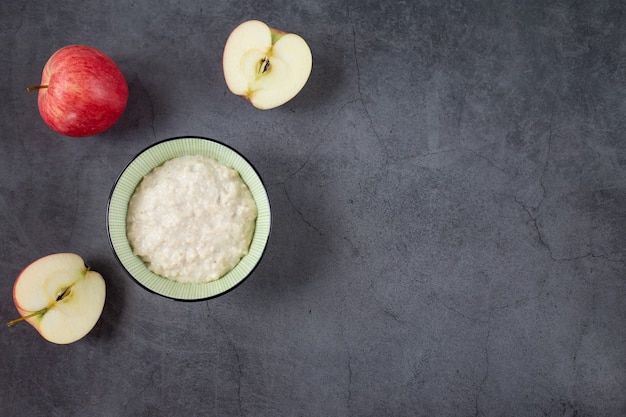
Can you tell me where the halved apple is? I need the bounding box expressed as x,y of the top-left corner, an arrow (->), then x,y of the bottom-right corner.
8,253 -> 106,344
223,20 -> 313,110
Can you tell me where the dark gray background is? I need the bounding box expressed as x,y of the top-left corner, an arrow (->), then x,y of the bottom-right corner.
1,1 -> 625,416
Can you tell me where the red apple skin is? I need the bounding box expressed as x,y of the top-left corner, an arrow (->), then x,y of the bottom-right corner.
36,45 -> 129,137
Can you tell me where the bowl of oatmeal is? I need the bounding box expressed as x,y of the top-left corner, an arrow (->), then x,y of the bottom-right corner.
107,136 -> 271,300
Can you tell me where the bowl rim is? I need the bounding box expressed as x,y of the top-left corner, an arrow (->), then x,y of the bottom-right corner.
106,136 -> 272,301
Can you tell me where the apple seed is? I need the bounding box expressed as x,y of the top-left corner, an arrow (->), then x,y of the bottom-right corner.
258,57 -> 271,75
56,286 -> 72,302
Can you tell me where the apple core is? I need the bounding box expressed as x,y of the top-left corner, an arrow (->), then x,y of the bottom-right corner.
223,20 -> 312,109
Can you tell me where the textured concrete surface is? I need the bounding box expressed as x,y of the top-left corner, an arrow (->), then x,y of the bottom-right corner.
1,1 -> 625,416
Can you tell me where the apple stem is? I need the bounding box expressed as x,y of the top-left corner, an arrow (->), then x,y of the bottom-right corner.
26,85 -> 48,93
7,284 -> 72,327
7,308 -> 48,327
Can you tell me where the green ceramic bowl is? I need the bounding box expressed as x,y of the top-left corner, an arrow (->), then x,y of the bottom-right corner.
107,137 -> 271,300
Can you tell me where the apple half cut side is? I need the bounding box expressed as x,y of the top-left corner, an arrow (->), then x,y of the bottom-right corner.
8,253 -> 106,345
223,20 -> 313,110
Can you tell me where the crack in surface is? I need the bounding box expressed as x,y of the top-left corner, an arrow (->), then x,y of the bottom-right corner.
282,184 -> 360,256
474,323 -> 491,417
349,3 -> 389,166
515,196 -> 625,266
465,148 -> 508,176
515,196 -> 554,256
283,98 -> 360,183
539,111 -> 554,207
397,146 -> 508,178
456,90 -> 467,131
6,2 -> 27,40
337,310 -> 354,416
134,71 -> 156,140
517,110 -> 553,213
206,305 -> 244,416
347,353 -> 353,414
282,184 -> 323,237
511,111 -> 567,261
433,293 -> 483,322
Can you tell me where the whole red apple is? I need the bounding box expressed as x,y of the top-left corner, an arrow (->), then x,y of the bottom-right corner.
30,45 -> 129,137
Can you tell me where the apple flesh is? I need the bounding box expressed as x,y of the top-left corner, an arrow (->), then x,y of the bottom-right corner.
223,20 -> 312,110
9,253 -> 106,344
30,45 -> 128,137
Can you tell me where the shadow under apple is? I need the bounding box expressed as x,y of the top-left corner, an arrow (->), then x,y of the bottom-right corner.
85,257 -> 126,343
98,60 -> 168,145
282,33 -> 348,112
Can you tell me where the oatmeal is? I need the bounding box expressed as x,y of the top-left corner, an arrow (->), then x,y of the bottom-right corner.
126,155 -> 257,283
